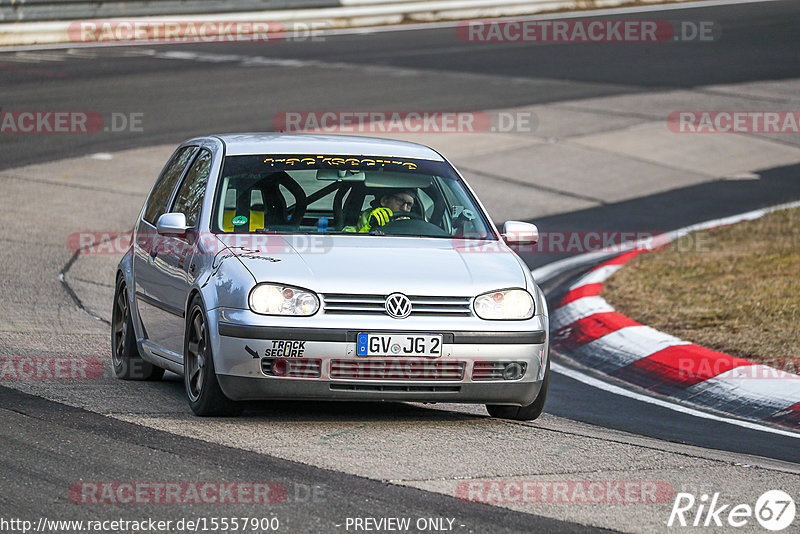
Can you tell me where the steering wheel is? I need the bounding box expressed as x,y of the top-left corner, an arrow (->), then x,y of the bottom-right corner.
379,212 -> 449,237
390,211 -> 422,221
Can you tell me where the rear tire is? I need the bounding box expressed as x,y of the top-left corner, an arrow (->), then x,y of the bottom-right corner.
486,357 -> 549,421
111,275 -> 165,381
184,296 -> 242,417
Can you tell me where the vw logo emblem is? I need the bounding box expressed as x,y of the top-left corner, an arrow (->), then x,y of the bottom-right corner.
385,293 -> 412,319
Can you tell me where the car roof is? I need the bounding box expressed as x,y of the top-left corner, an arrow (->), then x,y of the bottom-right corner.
209,133 -> 446,161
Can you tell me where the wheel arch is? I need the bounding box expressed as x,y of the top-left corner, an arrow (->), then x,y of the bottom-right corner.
115,253 -> 147,346
186,287 -> 204,316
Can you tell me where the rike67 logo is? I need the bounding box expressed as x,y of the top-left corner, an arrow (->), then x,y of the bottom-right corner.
668,490 -> 796,531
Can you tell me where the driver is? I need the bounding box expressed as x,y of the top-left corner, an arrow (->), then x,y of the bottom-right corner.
356,189 -> 416,233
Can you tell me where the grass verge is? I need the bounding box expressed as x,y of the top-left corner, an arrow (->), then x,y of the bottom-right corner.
602,206 -> 800,370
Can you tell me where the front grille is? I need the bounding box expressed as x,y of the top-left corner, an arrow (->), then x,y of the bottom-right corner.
330,384 -> 461,393
323,294 -> 471,317
261,358 -> 321,378
330,359 -> 465,380
472,361 -> 528,380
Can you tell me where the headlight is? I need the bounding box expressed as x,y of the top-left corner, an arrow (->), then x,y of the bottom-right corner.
474,289 -> 534,320
248,283 -> 319,316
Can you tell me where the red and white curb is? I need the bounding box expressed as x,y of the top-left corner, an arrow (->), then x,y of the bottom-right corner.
534,201 -> 800,431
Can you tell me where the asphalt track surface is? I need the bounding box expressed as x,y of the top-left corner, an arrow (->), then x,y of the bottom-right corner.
1,0 -> 800,531
0,385 -> 593,533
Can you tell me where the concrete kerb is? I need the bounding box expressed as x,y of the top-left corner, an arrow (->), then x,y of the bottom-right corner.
535,200 -> 800,431
0,0 -> 718,47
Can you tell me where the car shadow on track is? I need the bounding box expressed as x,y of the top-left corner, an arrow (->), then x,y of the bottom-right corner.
151,371 -> 486,422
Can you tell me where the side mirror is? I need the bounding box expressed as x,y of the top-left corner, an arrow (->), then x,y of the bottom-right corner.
156,212 -> 188,236
502,221 -> 538,246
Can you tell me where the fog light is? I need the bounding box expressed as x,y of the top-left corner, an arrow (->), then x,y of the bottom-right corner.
272,358 -> 287,377
503,362 -> 524,380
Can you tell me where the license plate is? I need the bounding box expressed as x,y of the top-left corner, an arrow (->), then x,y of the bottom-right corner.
357,333 -> 443,357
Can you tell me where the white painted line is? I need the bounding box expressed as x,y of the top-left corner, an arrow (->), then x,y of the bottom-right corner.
550,296 -> 614,331
724,172 -> 761,180
551,361 -> 800,439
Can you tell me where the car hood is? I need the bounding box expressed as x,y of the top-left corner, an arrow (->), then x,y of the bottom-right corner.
217,235 -> 527,296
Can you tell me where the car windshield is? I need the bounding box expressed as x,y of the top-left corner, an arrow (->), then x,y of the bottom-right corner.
211,153 -> 495,239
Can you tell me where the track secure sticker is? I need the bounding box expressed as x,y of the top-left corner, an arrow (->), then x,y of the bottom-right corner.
265,341 -> 306,357
232,216 -> 248,226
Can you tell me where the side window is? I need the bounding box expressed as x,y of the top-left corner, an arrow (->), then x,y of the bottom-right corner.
171,150 -> 212,227
143,146 -> 197,225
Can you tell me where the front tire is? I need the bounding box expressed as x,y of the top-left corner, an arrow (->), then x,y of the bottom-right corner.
111,276 -> 164,381
184,296 -> 242,417
486,357 -> 549,421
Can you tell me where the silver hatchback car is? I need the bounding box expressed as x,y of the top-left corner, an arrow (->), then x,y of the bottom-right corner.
112,134 -> 549,419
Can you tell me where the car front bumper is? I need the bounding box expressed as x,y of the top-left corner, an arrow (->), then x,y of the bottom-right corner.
216,375 -> 545,405
210,308 -> 549,406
